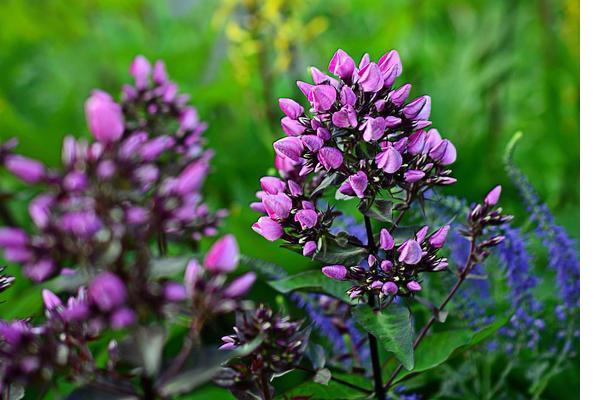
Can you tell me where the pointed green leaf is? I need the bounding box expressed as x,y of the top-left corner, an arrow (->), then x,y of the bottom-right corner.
353,303 -> 415,370
268,270 -> 350,303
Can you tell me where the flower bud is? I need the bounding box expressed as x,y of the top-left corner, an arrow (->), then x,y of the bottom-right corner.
42,289 -> 62,310
404,169 -> 426,182
263,193 -> 293,220
85,90 -> 124,143
407,281 -> 422,291
163,282 -> 187,302
295,209 -> 318,229
379,228 -> 394,250
279,98 -> 304,119
362,117 -> 386,142
317,147 -> 343,170
484,185 -> 502,206
429,139 -> 457,165
184,259 -> 201,294
281,117 -> 306,136
429,225 -> 450,248
110,307 -> 136,328
224,272 -> 256,298
152,60 -> 168,84
415,226 -> 429,243
303,241 -> 317,256
175,159 -> 209,195
310,85 -> 337,112
403,95 -> 431,120
274,137 -> 304,163
130,55 -> 151,88
4,155 -> 45,183
24,258 -> 55,282
339,86 -> 357,106
260,176 -> 286,194
378,50 -> 402,87
252,217 -> 284,241
375,147 -> 403,173
332,105 -> 358,128
389,84 -> 412,106
357,62 -> 384,92
328,49 -> 355,80
382,282 -> 398,295
322,265 -> 347,280
89,272 -> 127,312
398,239 -> 423,265
381,260 -> 393,272
0,227 -> 28,248
60,211 -> 102,239
204,234 -> 239,273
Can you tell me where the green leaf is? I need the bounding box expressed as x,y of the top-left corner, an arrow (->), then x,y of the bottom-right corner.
278,372 -> 370,399
149,256 -> 190,278
268,271 -> 350,303
387,315 -> 509,382
359,199 -> 394,223
353,303 -> 415,370
310,173 -> 343,198
158,339 -> 261,397
118,326 -> 167,377
66,382 -> 136,400
314,235 -> 368,265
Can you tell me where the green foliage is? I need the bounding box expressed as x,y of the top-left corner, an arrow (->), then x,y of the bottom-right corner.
268,270 -> 350,302
353,303 -> 415,370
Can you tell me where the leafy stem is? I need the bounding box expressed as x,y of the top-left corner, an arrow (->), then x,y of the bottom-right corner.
363,216 -> 386,400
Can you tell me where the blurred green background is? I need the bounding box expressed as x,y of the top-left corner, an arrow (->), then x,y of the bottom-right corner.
0,0 -> 578,317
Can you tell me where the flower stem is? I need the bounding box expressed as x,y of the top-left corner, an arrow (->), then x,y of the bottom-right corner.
363,216 -> 386,400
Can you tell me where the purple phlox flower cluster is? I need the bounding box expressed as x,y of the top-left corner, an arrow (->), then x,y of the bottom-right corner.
0,55 -> 223,283
0,234 -> 254,389
497,226 -> 544,350
322,224 -> 451,301
506,161 -> 579,312
253,48 -> 457,257
215,304 -> 310,398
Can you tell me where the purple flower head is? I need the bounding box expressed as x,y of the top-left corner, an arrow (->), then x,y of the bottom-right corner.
204,235 -> 239,273
88,272 -> 127,312
85,90 -> 124,143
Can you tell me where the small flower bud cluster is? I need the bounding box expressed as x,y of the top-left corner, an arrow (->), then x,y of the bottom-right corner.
465,185 -> 513,260
322,225 -> 450,300
0,56 -> 222,283
0,317 -> 95,388
0,267 -> 14,294
183,235 -> 256,315
215,304 -> 310,398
